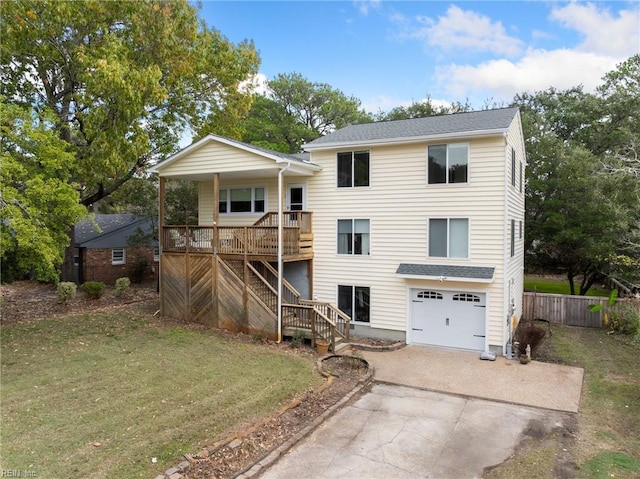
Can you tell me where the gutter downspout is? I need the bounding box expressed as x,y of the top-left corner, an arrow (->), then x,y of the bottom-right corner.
277,162 -> 291,343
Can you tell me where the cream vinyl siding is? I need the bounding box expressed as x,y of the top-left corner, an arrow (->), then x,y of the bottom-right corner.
307,136 -> 509,346
161,140 -> 278,177
504,114 -> 526,345
198,178 -> 279,227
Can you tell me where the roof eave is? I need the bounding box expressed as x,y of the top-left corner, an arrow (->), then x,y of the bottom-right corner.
396,273 -> 495,284
303,128 -> 508,152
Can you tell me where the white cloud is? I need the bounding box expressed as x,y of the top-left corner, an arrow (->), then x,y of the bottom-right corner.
239,73 -> 269,96
354,0 -> 381,16
395,5 -> 523,57
436,49 -> 621,100
550,2 -> 639,57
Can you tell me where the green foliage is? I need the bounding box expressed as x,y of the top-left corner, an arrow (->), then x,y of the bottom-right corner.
590,291 -> 640,338
582,451 -> 640,478
515,56 -> 640,295
56,282 -> 78,304
374,96 -> 472,121
165,179 -> 199,225
242,72 -> 371,153
0,103 -> 87,282
131,258 -> 149,284
1,0 -> 260,280
81,281 -> 105,300
290,329 -> 306,348
114,277 -> 131,297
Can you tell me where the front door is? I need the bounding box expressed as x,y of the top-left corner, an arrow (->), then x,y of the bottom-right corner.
287,183 -> 306,211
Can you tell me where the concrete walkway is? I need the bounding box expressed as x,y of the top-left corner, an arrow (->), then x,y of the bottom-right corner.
261,383 -> 572,479
361,345 -> 584,413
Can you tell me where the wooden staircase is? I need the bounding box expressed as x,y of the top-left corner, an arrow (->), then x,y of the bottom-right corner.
219,257 -> 350,351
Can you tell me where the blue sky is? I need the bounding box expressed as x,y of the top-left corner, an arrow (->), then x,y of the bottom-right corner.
199,1 -> 639,113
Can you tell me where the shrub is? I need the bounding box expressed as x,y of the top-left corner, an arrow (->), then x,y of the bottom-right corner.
515,322 -> 546,357
290,329 -> 306,348
81,281 -> 105,300
115,277 -> 131,297
56,282 -> 77,304
610,301 -> 640,337
131,258 -> 148,283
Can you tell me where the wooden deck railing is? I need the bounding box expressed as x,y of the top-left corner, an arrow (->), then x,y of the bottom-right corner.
282,304 -> 337,350
162,211 -> 312,257
301,299 -> 351,342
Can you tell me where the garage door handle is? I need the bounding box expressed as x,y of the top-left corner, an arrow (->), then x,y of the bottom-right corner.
474,305 -> 486,308
474,335 -> 485,338
412,328 -> 423,331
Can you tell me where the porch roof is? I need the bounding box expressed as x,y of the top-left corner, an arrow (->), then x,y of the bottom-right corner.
150,134 -> 321,179
395,263 -> 495,283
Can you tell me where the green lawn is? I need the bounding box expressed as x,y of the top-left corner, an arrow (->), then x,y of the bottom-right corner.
0,303 -> 322,478
484,325 -> 640,479
550,326 -> 640,478
524,275 -> 610,297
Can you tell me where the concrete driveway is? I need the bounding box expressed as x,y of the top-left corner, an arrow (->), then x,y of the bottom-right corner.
260,383 -> 572,479
257,346 -> 582,479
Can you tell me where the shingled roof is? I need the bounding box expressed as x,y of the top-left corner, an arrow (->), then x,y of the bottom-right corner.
396,263 -> 495,282
304,107 -> 519,150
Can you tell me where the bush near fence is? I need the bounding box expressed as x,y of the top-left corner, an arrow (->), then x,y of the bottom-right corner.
522,292 -> 640,328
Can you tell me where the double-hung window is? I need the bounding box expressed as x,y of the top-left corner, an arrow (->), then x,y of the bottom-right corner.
337,151 -> 369,187
338,219 -> 370,255
112,248 -> 126,265
338,285 -> 370,323
428,218 -> 469,258
219,187 -> 265,214
428,143 -> 468,184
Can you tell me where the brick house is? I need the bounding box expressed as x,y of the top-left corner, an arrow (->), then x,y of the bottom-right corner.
74,214 -> 158,285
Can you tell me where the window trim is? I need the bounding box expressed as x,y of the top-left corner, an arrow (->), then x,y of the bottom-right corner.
337,150 -> 370,188
337,218 -> 371,256
112,248 -> 126,265
427,142 -> 469,185
337,284 -> 371,324
511,147 -> 516,187
428,217 -> 470,259
510,219 -> 516,257
218,185 -> 267,215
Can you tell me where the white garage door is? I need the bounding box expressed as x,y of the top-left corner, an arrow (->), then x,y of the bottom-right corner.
411,289 -> 486,350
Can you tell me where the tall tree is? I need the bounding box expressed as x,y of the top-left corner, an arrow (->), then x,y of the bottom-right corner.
515,55 -> 640,294
242,73 -> 371,153
1,0 -> 260,279
374,96 -> 471,121
1,103 -> 86,282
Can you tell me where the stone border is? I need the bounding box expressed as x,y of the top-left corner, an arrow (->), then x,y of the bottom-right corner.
348,340 -> 406,352
153,355 -> 373,479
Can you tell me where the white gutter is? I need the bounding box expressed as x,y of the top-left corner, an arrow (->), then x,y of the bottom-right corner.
277,162 -> 291,343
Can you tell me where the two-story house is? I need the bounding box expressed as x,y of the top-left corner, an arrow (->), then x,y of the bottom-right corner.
150,107 -> 526,356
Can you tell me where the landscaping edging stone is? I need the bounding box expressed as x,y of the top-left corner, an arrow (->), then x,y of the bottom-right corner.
348,340 -> 406,352
153,355 -> 373,479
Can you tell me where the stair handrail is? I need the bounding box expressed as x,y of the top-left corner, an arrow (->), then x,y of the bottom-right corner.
258,261 -> 302,304
299,299 -> 350,341
282,303 -> 337,351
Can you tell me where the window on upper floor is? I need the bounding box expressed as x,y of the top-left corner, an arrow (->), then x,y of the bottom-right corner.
337,219 -> 370,255
428,218 -> 469,258
112,248 -> 126,265
338,285 -> 370,323
337,151 -> 369,187
428,143 -> 468,184
218,187 -> 265,214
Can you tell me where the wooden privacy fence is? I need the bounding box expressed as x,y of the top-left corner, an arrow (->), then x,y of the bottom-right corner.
522,292 -> 640,328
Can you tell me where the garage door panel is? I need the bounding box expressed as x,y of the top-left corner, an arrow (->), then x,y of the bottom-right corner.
411,289 -> 485,350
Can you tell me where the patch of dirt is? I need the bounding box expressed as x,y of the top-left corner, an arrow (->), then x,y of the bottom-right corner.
350,336 -> 399,347
1,280 -> 159,324
182,355 -> 370,479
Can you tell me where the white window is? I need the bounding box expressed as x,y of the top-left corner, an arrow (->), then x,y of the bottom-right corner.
153,247 -> 160,262
112,248 -> 126,265
511,148 -> 516,187
428,143 -> 468,184
428,218 -> 469,258
337,219 -> 370,255
338,285 -> 370,323
337,151 -> 370,187
218,187 -> 266,214
511,219 -> 515,257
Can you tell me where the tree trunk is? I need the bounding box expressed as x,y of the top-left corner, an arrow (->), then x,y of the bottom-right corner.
60,226 -> 77,282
